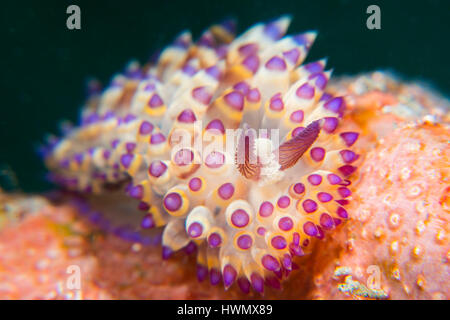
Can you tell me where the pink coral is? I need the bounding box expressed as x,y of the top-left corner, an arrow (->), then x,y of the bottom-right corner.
304,123 -> 449,300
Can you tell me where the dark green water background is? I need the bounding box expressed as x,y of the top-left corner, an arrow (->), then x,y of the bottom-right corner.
2,0 -> 449,192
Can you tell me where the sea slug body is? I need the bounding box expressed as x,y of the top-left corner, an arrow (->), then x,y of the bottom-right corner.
42,16 -> 360,294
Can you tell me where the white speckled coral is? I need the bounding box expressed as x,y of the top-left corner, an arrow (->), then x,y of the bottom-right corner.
43,16 -> 360,293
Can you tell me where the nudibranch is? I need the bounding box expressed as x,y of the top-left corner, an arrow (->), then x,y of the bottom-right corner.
42,16 -> 360,294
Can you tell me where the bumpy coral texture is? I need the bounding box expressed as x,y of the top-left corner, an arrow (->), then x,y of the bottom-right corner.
42,17 -> 360,293
306,123 -> 449,300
